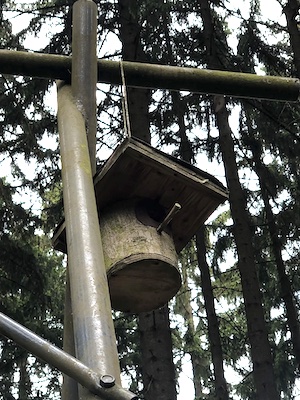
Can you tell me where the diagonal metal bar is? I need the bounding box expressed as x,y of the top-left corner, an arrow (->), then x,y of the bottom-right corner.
0,49 -> 299,101
0,311 -> 137,400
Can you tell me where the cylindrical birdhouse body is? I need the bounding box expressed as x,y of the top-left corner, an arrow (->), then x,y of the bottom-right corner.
100,198 -> 181,313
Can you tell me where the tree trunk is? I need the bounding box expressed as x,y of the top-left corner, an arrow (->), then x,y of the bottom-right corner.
118,2 -> 177,399
161,10 -> 228,396
283,0 -> 300,78
18,353 -> 31,400
118,0 -> 151,143
196,227 -> 229,400
198,1 -> 280,398
169,88 -> 203,400
172,85 -> 228,400
215,98 -> 280,400
161,9 -> 194,162
139,308 -> 177,400
272,0 -> 300,366
246,131 -> 300,368
178,252 -> 204,398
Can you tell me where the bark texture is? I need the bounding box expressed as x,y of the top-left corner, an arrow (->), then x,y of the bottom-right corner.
139,308 -> 177,400
178,252 -> 203,398
118,0 -> 151,143
283,0 -> 300,77
162,9 -> 228,396
196,227 -> 229,400
118,2 -> 177,399
215,97 -> 279,400
18,354 -> 31,400
247,132 -> 300,369
198,1 -> 280,398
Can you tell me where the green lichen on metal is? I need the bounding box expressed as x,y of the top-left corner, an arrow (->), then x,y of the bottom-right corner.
78,144 -> 92,176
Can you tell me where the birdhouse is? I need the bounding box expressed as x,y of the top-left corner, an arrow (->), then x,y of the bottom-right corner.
53,137 -> 228,313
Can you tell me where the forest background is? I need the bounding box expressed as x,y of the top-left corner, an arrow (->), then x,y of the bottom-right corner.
1,0 -> 300,399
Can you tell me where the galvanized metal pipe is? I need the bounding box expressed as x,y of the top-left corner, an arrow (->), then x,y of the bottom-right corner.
61,2 -> 98,398
57,82 -> 122,390
0,49 -> 299,101
0,311 -> 137,400
61,269 -> 79,399
72,0 -> 97,174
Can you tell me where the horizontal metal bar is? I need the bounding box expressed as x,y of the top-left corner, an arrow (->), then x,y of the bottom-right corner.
0,49 -> 299,101
0,312 -> 137,400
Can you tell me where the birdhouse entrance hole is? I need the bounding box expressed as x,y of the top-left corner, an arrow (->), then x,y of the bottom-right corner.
135,198 -> 169,231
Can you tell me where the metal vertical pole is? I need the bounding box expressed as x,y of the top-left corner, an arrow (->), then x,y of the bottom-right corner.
61,270 -> 79,399
57,82 -> 121,397
59,1 -> 121,399
63,1 -> 99,397
72,0 -> 98,175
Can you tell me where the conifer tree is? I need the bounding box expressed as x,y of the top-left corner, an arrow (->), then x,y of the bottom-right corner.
242,108 -> 300,370
118,1 -> 177,399
196,227 -> 229,400
197,0 -> 280,398
283,0 -> 300,77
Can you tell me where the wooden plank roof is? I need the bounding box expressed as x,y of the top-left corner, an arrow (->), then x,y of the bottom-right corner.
53,137 -> 228,254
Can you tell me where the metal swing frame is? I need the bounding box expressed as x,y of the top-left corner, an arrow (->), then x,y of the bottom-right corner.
0,1 -> 299,399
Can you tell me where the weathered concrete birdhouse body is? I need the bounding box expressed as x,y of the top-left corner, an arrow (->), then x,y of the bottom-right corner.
53,138 -> 228,313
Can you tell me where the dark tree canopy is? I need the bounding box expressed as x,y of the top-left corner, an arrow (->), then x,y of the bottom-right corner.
0,0 -> 300,399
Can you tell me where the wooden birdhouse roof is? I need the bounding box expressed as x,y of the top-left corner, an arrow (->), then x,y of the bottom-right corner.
53,137 -> 228,254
